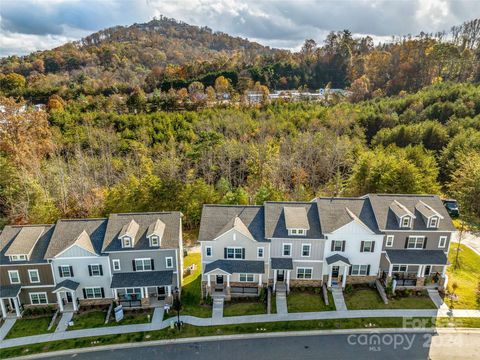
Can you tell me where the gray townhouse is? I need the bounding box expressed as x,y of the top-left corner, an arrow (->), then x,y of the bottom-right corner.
368,194 -> 455,290
199,205 -> 268,300
45,218 -> 113,312
102,212 -> 183,308
0,225 -> 56,318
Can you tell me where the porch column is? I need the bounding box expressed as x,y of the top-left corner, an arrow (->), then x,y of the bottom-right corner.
13,297 -> 21,317
0,299 -> 7,319
258,274 -> 262,285
113,289 -> 118,300
388,264 -> 393,277
71,291 -> 78,311
227,274 -> 231,287
441,266 -> 447,277
140,287 -> 145,299
342,266 -> 348,288
167,285 -> 172,297
286,270 -> 290,291
327,266 -> 332,287
207,274 -> 211,287
417,265 -> 423,278
144,287 -> 149,298
56,292 -> 64,312
273,270 -> 277,291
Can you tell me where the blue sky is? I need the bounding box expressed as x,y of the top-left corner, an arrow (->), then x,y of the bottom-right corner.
0,0 -> 477,57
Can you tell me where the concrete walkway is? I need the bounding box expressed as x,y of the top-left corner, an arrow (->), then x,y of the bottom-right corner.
331,285 -> 347,311
151,307 -> 164,324
212,296 -> 224,319
0,318 -> 16,341
55,312 -> 73,333
428,289 -> 449,310
2,308 -> 480,349
275,291 -> 288,314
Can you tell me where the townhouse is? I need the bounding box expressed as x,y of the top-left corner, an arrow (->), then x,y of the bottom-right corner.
0,225 -> 56,318
102,212 -> 183,307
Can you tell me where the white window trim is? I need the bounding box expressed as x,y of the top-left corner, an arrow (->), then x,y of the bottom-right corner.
149,235 -> 160,247
301,244 -> 311,257
8,270 -> 20,284
122,236 -> 133,248
112,259 -> 121,271
205,246 -> 212,257
165,256 -> 173,269
361,241 -> 374,252
429,217 -> 439,228
10,254 -> 27,261
438,236 -> 447,248
386,235 -> 394,247
282,243 -> 292,257
407,236 -> 425,250
401,216 -> 411,228
296,267 -> 313,279
288,228 -> 306,236
60,265 -> 72,277
90,264 -> 102,276
29,292 -> 48,305
239,273 -> 255,282
134,258 -> 152,272
28,269 -> 40,283
351,265 -> 369,276
226,247 -> 243,259
333,240 -> 343,252
392,264 -> 408,272
84,287 -> 103,299
257,247 -> 264,259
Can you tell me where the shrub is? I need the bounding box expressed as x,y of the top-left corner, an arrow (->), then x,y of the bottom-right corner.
344,284 -> 354,294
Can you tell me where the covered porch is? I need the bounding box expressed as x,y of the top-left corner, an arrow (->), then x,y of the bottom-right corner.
384,250 -> 448,289
326,254 -> 351,289
53,279 -> 80,312
111,270 -> 174,308
271,258 -> 293,293
0,285 -> 22,319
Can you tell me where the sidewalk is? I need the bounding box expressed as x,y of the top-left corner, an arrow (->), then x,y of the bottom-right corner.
55,312 -> 73,333
1,308 -> 479,349
331,285 -> 347,311
0,318 -> 16,341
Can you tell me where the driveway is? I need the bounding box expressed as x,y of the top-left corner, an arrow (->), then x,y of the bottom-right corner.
452,231 -> 480,255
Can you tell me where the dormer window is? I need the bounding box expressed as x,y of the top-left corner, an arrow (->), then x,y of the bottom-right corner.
9,254 -> 27,261
288,228 -> 306,236
401,216 -> 411,228
429,217 -> 439,228
150,236 -> 159,247
122,236 -> 133,248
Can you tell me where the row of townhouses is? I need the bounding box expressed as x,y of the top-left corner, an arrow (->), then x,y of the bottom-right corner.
199,194 -> 455,300
0,212 -> 183,318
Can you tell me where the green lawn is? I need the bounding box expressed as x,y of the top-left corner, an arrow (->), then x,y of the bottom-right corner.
344,286 -> 436,310
447,243 -> 480,309
223,300 -> 266,317
287,289 -> 335,312
107,309 -> 153,327
183,252 -> 202,286
68,310 -> 107,330
5,316 -> 55,339
270,294 -> 277,314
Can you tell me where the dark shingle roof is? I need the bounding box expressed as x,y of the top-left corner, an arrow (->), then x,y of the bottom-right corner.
110,271 -> 173,288
54,279 -> 80,291
204,260 -> 265,274
0,225 -> 54,264
199,205 -> 265,242
368,194 -> 455,231
264,202 -> 322,239
316,197 -> 379,234
326,254 -> 351,265
271,258 -> 293,270
386,250 -> 448,265
103,212 -> 181,252
45,218 -> 107,258
0,285 -> 21,298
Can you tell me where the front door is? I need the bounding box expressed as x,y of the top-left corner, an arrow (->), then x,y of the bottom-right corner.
66,292 -> 73,303
216,275 -> 224,285
157,286 -> 166,300
332,266 -> 340,278
424,265 -> 431,277
277,270 -> 285,282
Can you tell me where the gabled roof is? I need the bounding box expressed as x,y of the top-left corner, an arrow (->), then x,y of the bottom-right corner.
0,285 -> 22,299
390,200 -> 416,219
367,194 -> 455,231
415,201 -> 444,220
53,279 -> 80,292
45,218 -> 107,258
271,258 -> 293,270
103,212 -> 181,252
119,219 -> 139,239
199,205 -> 265,242
264,202 -> 321,239
203,259 -> 265,274
326,254 -> 351,265
284,206 -> 310,230
4,226 -> 44,256
315,197 -> 379,234
147,219 -> 166,238
0,225 -> 54,265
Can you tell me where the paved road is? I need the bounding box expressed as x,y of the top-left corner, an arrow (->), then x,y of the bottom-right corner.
452,231 -> 480,255
40,332 -> 433,360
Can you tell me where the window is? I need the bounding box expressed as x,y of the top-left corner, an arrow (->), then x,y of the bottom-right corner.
351,265 -> 369,276
134,258 -> 152,271
122,236 -> 132,248
392,265 -> 408,272
301,244 -> 311,257
112,259 -> 121,271
407,236 -> 425,249
439,236 -> 447,248
165,257 -> 173,269
239,273 -> 254,282
401,216 -> 411,228
386,235 -> 394,247
30,292 -> 47,305
429,217 -> 439,228
291,229 -> 297,235
9,254 -> 27,261
257,247 -> 264,258
289,229 -> 306,236
361,241 -> 374,252
126,288 -> 142,298
205,246 -> 212,257
332,240 -> 344,252
28,269 -> 40,283
8,270 -> 20,284
59,265 -> 72,277
89,264 -> 102,276
226,247 -> 243,259
150,236 -> 159,247
282,243 -> 292,256
85,287 -> 103,299
296,267 -> 312,279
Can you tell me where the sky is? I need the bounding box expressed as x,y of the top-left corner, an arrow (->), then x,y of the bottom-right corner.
0,0 -> 478,57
